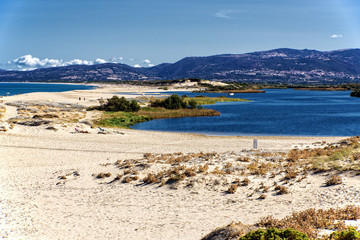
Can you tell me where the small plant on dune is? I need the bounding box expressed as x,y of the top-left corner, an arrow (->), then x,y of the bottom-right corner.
258,194 -> 267,200
237,156 -> 250,162
239,228 -> 309,240
284,168 -> 298,180
122,176 -> 138,183
248,162 -> 272,175
116,159 -> 135,169
287,149 -> 302,162
96,172 -> 112,179
113,174 -> 122,181
184,167 -> 197,177
325,174 -> 342,186
227,184 -> 238,194
225,162 -> 233,169
259,183 -> 270,192
166,173 -> 185,184
143,173 -> 160,184
275,185 -> 289,195
242,177 -> 251,186
144,153 -> 153,159
330,227 -> 360,240
256,205 -> 360,239
198,163 -> 209,173
211,166 -> 226,175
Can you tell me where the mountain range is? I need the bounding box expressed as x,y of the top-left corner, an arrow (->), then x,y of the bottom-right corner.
1,48 -> 360,85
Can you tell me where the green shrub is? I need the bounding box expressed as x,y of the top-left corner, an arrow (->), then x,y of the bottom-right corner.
97,112 -> 150,128
151,94 -> 201,109
188,99 -> 197,109
240,228 -> 309,240
350,89 -> 360,97
90,95 -> 140,112
329,227 -> 360,240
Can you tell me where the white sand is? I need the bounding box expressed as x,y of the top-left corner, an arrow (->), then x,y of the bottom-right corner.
0,84 -> 359,240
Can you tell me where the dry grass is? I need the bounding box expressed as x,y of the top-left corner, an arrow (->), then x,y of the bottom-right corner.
242,177 -> 251,186
284,168 -> 298,180
258,194 -> 267,200
275,185 -> 289,195
138,107 -> 221,120
247,162 -> 273,175
7,101 -> 87,125
237,156 -> 250,162
325,175 -> 343,186
256,205 -> 360,239
96,172 -> 112,179
91,137 -> 360,194
198,164 -> 209,173
227,184 -> 238,194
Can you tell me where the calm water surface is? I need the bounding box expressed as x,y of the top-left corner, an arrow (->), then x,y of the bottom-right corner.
132,89 -> 360,136
0,82 -> 94,96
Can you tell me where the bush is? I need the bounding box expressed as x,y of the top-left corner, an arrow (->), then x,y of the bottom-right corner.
90,95 -> 140,112
227,184 -> 238,194
325,175 -> 342,186
188,99 -> 197,109
350,89 -> 360,97
151,94 -> 200,109
330,227 -> 360,240
240,228 -> 309,240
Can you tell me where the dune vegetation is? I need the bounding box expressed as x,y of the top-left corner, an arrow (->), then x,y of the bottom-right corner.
92,94 -> 248,128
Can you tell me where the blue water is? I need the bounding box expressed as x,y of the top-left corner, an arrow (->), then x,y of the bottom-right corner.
0,82 -> 95,96
132,89 -> 360,136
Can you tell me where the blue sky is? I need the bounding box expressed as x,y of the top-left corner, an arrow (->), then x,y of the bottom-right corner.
0,0 -> 359,70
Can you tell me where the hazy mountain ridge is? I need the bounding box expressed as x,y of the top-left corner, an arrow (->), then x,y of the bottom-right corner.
1,48 -> 360,84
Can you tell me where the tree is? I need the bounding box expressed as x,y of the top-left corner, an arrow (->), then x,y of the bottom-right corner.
129,100 -> 140,112
95,95 -> 140,112
188,99 -> 197,109
151,94 -> 188,109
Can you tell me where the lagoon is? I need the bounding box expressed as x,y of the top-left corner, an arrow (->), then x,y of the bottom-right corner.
132,89 -> 360,136
0,82 -> 94,96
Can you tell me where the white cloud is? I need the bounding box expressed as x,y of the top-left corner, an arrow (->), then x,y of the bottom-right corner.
142,59 -> 155,67
110,57 -> 123,63
10,55 -> 63,68
8,55 -> 115,70
215,10 -> 236,19
8,55 -> 155,70
66,59 -> 92,65
95,58 -> 107,64
330,34 -> 343,38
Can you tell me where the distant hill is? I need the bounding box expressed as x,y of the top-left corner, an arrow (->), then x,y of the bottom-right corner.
1,48 -> 360,85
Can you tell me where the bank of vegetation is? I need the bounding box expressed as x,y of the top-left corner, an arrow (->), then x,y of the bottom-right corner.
196,82 -> 266,93
350,89 -> 360,97
90,94 -> 247,128
202,206 -> 360,240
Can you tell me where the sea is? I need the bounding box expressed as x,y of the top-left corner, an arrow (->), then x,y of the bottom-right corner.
131,89 -> 360,136
0,82 -> 94,96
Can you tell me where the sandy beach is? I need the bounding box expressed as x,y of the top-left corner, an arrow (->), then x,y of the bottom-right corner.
0,84 -> 359,240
